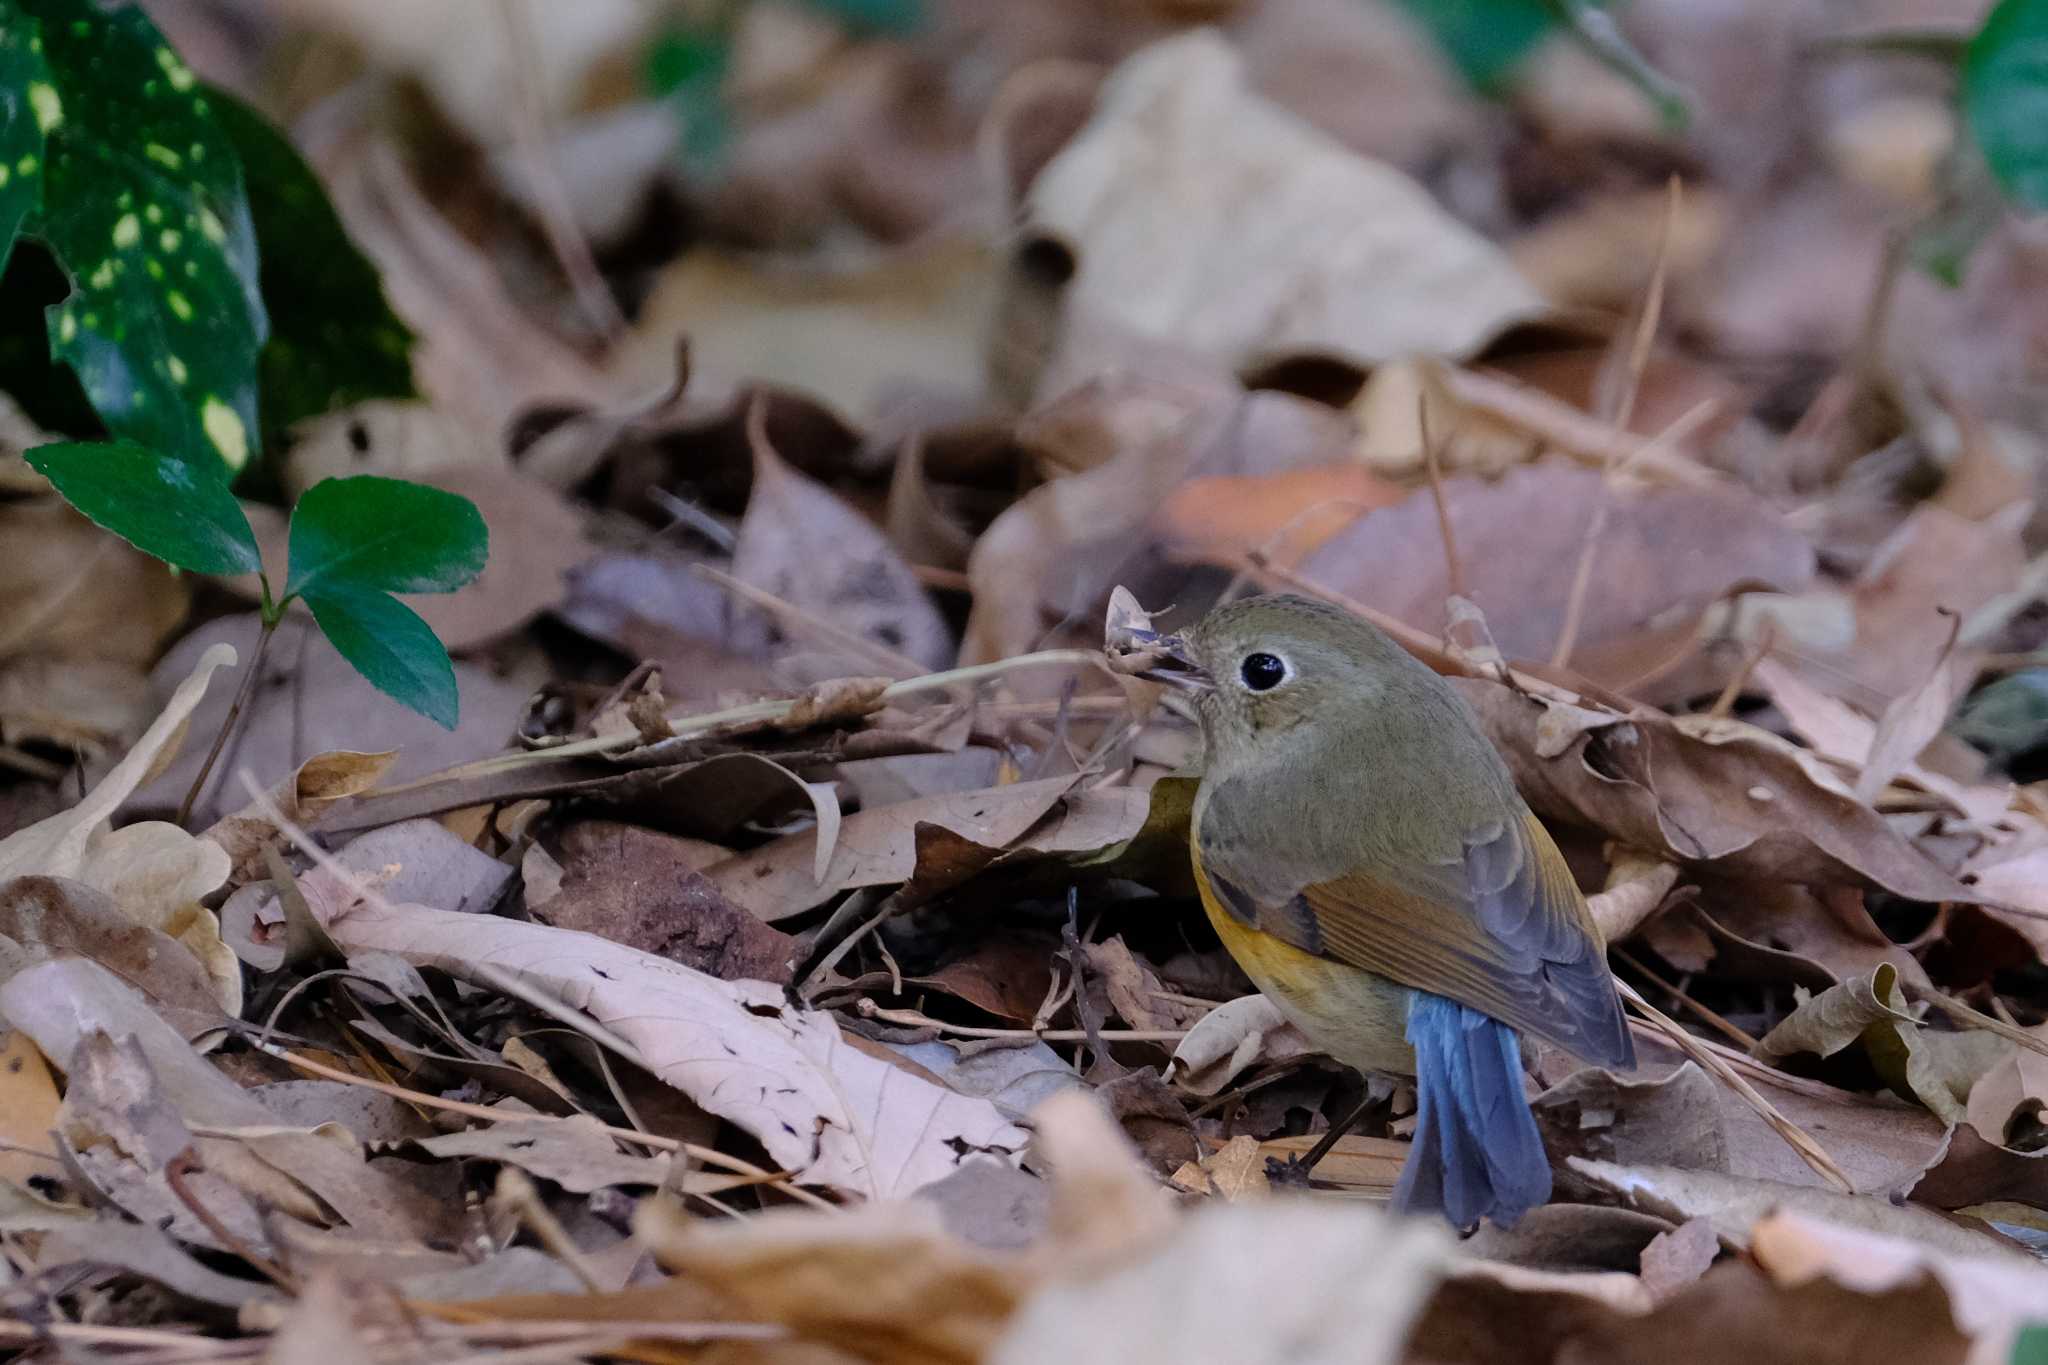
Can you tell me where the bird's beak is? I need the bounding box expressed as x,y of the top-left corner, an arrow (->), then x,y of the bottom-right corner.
1126,629 -> 1213,692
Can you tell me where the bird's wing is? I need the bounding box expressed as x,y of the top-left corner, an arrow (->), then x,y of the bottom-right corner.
1195,809 -> 1634,1068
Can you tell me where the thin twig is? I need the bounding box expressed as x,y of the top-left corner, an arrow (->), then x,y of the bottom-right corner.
1908,984 -> 2048,1061
391,648 -> 1115,780
1550,399 -> 1720,669
500,0 -> 625,339
1548,175 -> 1679,671
163,1147 -> 299,1293
1617,980 -> 1855,1192
1420,398 -> 1465,602
695,562 -> 926,680
853,999 -> 1185,1042
256,1041 -> 837,1210
177,616 -> 276,826
1613,946 -> 1759,1050
493,1168 -> 606,1293
1707,618 -> 1777,719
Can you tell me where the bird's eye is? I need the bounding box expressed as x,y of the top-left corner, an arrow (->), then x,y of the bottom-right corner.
1239,652 -> 1288,691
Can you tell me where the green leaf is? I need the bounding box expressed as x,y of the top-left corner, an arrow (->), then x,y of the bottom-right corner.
1964,0 -> 2048,209
302,584 -> 460,729
25,438 -> 260,575
209,89 -> 414,451
0,7 -> 53,276
18,0 -> 266,479
284,475 -> 487,600
1397,0 -> 1555,89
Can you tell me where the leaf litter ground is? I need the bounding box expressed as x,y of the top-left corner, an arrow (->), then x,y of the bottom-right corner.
4,3 -> 2048,1362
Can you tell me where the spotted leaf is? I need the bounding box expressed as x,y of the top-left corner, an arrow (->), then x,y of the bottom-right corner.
17,0 -> 265,480
0,6 -> 53,276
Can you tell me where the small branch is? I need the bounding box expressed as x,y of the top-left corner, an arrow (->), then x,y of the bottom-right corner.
177,615 -> 277,826
493,1168 -> 606,1292
255,1041 -> 837,1210
1420,398 -> 1465,602
1617,980 -> 1855,1192
1613,946 -> 1759,1051
500,0 -> 626,339
1908,984 -> 2048,1062
163,1147 -> 298,1293
852,998 -> 1185,1043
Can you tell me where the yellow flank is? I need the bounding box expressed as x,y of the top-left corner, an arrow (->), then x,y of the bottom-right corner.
1194,854 -> 1417,1076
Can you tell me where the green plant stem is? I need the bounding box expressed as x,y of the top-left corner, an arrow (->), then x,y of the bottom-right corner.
176,613 -> 279,827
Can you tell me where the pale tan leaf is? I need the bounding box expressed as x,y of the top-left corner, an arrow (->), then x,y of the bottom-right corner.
317,895 -> 1026,1198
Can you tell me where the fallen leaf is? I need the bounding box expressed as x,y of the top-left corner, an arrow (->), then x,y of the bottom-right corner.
703,776 -> 1077,921
1167,993 -> 1318,1097
730,410 -> 952,680
131,615 -> 534,827
991,1200 -> 1452,1365
201,750 -> 398,885
623,236 -> 1003,425
1169,1132 -> 1270,1201
0,1026 -> 60,1189
1637,1217 -> 1722,1302
1287,460 -> 1814,689
1460,679 -> 1980,903
0,877 -> 223,1039
531,819 -> 797,982
0,643 -> 239,1011
406,1114 -> 672,1193
0,499 -> 191,667
1567,1157 -> 2011,1259
1751,1210 -> 2048,1364
317,894 -> 1027,1198
1752,964 -> 2011,1125
1025,31 -> 1545,372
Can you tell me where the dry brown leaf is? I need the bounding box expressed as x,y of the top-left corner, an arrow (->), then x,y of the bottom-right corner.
1567,1157 -> 2011,1259
1750,1210 -> 2048,1364
532,820 -> 797,982
991,1199 -> 1452,1365
1963,1029 -> 2048,1150
623,237 -> 1003,425
0,499 -> 191,668
964,382 -> 1352,664
132,615 -> 534,826
1153,464 -> 1407,569
317,895 -> 1026,1198
639,1197 -> 1017,1365
1167,993 -> 1319,1097
731,414 -> 952,679
201,750 -> 398,885
1169,1133 -> 1269,1202
1754,658 -> 2012,826
1752,964 -> 2011,1125
0,656 -> 151,759
0,959 -> 446,1244
703,776 -> 1076,921
0,877 -> 223,1039
1461,679 -> 1978,903
0,1026 -> 60,1189
1025,30 -> 1545,371
321,145 -> 614,437
1287,461 -> 1813,688
0,643 -> 238,1011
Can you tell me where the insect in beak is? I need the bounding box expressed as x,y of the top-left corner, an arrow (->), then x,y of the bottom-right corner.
1127,629 -> 1213,692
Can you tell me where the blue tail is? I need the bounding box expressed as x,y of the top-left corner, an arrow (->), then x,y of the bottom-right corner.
1391,992 -> 1550,1229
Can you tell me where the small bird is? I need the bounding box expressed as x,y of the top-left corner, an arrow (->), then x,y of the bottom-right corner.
1132,594 -> 1634,1228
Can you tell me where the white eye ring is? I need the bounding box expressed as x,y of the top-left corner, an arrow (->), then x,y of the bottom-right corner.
1238,651 -> 1290,692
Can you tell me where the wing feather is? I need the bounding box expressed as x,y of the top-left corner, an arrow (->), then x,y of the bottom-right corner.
1199,810 -> 1633,1067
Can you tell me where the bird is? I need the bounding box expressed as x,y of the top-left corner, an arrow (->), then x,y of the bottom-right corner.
1129,593 -> 1635,1228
